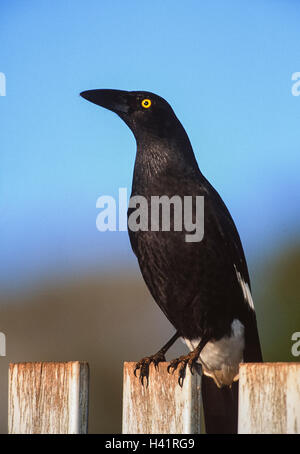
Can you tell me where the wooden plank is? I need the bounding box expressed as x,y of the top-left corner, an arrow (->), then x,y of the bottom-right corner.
0,332 -> 5,356
238,362 -> 300,434
8,361 -> 89,434
122,362 -> 202,434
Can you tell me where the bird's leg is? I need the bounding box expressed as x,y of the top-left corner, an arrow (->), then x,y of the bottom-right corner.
167,336 -> 208,387
134,332 -> 180,387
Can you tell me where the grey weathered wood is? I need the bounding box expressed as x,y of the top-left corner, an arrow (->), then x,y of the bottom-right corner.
0,332 -> 5,356
238,362 -> 300,434
8,361 -> 89,434
122,362 -> 202,434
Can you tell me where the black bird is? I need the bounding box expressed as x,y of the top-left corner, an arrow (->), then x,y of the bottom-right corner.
80,89 -> 263,434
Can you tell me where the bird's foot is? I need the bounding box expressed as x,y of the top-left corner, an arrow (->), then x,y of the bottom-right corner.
167,350 -> 200,387
134,351 -> 166,387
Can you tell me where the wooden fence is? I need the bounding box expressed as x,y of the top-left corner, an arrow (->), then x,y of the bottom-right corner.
8,362 -> 89,434
7,361 -> 300,434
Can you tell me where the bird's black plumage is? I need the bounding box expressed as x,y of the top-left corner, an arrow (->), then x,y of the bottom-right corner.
81,89 -> 263,434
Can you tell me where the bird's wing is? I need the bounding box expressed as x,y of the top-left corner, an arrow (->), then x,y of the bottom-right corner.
201,175 -> 263,362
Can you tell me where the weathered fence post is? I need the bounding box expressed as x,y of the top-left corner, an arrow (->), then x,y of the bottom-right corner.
122,362 -> 202,434
238,362 -> 300,434
8,361 -> 89,434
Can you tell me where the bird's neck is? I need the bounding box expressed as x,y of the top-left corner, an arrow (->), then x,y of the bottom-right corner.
132,131 -> 200,193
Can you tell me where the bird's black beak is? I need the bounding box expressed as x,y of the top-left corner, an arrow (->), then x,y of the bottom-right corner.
80,89 -> 130,114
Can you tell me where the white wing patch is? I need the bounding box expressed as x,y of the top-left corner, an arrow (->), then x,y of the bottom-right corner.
234,265 -> 255,310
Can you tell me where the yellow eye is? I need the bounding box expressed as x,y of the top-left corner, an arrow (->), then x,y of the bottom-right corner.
141,98 -> 152,109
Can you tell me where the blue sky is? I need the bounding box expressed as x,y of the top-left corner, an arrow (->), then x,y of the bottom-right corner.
1,0 -> 300,293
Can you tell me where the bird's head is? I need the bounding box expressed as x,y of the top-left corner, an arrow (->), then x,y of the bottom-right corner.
80,89 -> 181,142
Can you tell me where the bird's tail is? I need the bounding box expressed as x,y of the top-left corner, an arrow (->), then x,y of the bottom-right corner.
201,376 -> 239,434
201,314 -> 263,434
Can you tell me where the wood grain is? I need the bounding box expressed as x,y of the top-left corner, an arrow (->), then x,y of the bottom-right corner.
8,361 -> 89,434
122,362 -> 202,434
238,362 -> 300,434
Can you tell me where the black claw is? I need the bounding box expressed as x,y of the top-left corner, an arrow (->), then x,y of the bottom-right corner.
188,362 -> 194,375
167,355 -> 196,386
178,368 -> 186,387
140,373 -> 148,387
167,364 -> 175,374
138,362 -> 149,387
167,359 -> 180,374
179,363 -> 187,386
134,352 -> 165,386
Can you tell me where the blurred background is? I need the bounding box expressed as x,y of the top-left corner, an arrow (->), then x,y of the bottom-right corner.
0,0 -> 299,433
